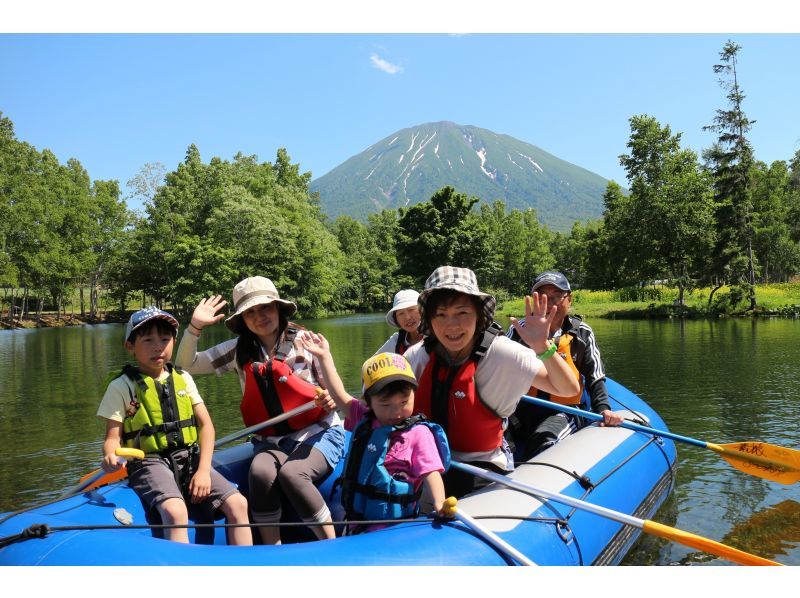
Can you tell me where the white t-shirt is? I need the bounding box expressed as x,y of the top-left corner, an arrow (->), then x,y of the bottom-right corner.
403,334 -> 542,469
373,331 -> 423,356
97,367 -> 203,423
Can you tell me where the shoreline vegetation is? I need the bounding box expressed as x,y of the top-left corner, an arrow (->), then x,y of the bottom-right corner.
5,282 -> 799,331
497,282 -> 800,321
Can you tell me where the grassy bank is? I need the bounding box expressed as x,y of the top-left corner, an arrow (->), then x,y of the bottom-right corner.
496,283 -> 800,320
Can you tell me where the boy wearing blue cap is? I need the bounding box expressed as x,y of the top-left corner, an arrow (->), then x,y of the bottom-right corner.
96,307 -> 252,545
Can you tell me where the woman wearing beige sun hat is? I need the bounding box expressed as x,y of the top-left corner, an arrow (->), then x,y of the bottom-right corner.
175,276 -> 345,545
373,289 -> 425,356
401,265 -> 580,498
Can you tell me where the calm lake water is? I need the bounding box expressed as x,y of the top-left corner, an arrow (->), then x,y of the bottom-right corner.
1,314 -> 799,565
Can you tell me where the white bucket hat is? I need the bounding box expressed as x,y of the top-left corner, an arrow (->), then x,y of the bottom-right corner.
417,266 -> 496,336
386,289 -> 420,327
225,276 -> 297,333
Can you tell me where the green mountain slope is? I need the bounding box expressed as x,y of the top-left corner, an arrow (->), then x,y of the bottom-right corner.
310,121 -> 614,231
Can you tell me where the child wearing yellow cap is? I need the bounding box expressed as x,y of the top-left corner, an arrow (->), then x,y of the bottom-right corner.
300,333 -> 448,534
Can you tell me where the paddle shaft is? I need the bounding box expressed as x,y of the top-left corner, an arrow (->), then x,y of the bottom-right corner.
521,395 -> 706,448
452,508 -> 536,566
214,400 -> 318,448
67,402 -> 320,496
450,461 -> 780,566
522,395 -> 800,476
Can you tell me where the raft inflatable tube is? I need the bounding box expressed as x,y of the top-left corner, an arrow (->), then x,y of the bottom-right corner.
0,378 -> 676,565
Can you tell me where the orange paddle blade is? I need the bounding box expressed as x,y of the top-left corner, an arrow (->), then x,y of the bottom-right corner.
707,442 -> 800,485
642,520 -> 782,566
78,466 -> 129,491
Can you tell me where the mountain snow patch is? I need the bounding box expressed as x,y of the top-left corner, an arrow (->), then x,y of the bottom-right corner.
518,152 -> 544,173
507,153 -> 524,170
476,148 -> 496,180
408,132 -> 419,152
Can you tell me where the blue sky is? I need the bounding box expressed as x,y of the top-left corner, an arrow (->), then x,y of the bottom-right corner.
3,4 -> 800,213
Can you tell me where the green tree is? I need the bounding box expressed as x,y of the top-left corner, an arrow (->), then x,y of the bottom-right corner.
480,200 -> 552,295
366,209 -> 404,302
331,215 -> 388,311
786,151 -> 800,246
552,219 -> 611,291
617,115 -> 715,303
703,40 -> 758,310
750,160 -> 800,282
597,181 -> 638,288
397,186 -> 493,286
127,146 -> 346,317
0,113 -> 22,293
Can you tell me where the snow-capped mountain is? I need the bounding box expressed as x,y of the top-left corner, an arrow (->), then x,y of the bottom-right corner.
310,121 -> 613,231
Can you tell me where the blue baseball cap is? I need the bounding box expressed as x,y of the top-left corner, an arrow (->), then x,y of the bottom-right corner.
125,306 -> 179,342
531,271 -> 571,293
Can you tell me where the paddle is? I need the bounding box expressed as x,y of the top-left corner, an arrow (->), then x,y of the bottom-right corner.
521,395 -> 800,485
450,460 -> 781,566
67,399 -> 323,496
60,447 -> 145,498
440,496 -> 536,566
214,396 -> 321,448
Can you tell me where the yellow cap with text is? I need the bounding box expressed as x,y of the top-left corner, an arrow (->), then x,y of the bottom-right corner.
361,352 -> 418,396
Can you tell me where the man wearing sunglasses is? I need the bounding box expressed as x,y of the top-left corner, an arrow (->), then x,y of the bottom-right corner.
505,271 -> 623,461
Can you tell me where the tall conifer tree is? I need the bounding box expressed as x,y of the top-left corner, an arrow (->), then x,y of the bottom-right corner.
703,40 -> 757,310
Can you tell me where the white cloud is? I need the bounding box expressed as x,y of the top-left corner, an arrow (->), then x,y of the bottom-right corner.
370,53 -> 403,75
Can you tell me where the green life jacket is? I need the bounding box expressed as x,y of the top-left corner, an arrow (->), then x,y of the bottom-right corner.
119,363 -> 199,454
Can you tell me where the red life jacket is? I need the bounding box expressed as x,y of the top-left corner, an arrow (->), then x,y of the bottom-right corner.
240,327 -> 326,436
414,323 -> 504,453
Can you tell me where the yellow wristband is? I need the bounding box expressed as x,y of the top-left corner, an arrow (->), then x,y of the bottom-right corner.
536,343 -> 558,361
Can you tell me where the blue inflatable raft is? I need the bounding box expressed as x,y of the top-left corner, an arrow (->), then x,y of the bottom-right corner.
0,378 -> 677,565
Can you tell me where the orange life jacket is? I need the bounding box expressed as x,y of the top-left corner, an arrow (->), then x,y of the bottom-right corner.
528,333 -> 583,405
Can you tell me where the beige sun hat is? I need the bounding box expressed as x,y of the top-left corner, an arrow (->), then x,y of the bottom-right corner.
385,289 -> 420,327
224,276 -> 297,333
417,266 -> 496,336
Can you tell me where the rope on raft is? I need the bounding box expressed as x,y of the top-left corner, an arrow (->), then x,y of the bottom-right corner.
0,513 -> 568,549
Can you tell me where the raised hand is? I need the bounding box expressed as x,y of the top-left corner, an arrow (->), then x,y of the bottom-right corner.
190,295 -> 227,331
509,292 -> 556,354
299,331 -> 330,359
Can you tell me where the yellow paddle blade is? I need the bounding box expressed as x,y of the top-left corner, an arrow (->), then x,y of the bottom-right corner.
707,442 -> 800,485
642,520 -> 781,566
